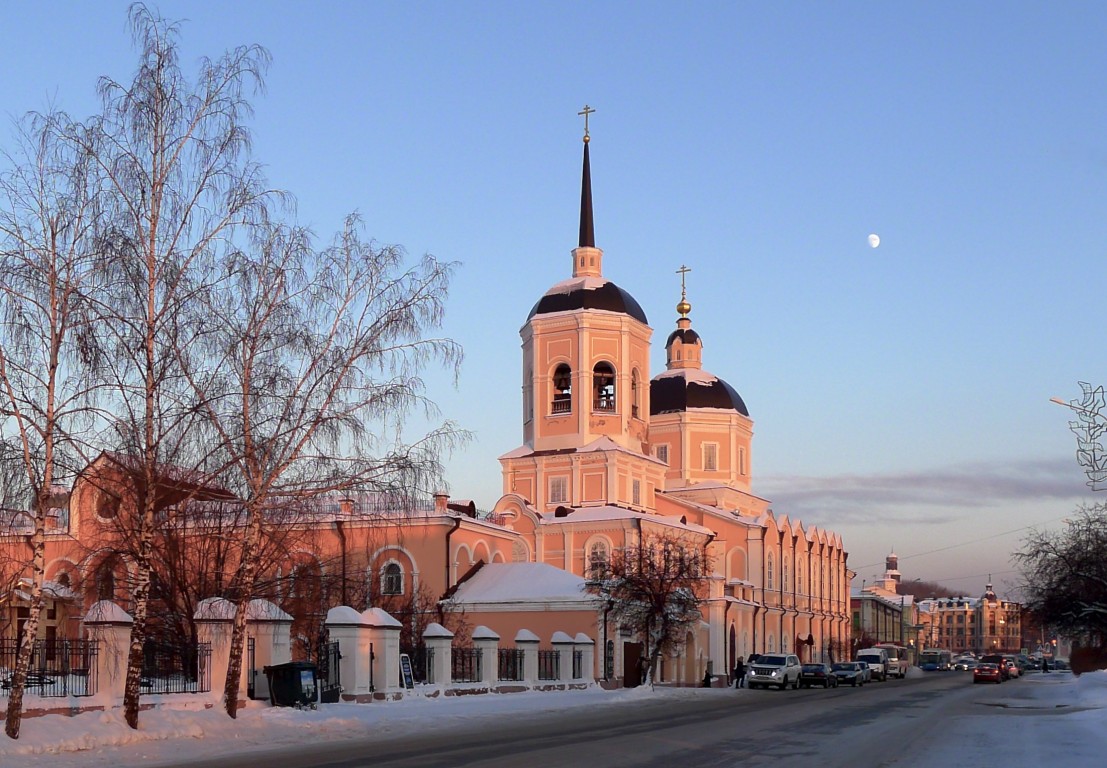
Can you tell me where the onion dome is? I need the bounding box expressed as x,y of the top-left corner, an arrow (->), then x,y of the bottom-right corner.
527,277 -> 648,323
650,290 -> 749,416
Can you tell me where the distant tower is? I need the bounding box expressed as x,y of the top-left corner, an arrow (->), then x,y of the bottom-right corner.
879,549 -> 901,591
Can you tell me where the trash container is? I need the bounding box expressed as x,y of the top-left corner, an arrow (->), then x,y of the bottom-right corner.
263,661 -> 319,709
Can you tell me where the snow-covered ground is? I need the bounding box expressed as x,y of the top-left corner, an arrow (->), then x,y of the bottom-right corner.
1,671 -> 1105,767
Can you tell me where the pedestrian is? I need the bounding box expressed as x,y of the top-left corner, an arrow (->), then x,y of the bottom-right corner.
733,657 -> 746,688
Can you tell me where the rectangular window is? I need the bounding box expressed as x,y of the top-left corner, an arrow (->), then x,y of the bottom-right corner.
703,443 -> 718,472
656,444 -> 669,465
549,476 -> 568,504
632,479 -> 641,506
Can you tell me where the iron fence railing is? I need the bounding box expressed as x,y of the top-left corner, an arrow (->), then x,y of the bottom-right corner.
451,647 -> 482,683
317,640 -> 341,702
402,646 -> 431,684
498,648 -> 524,681
0,638 -> 98,698
140,640 -> 211,694
572,649 -> 583,679
538,649 -> 559,681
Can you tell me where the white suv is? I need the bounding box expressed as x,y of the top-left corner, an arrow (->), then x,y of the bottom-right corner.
747,654 -> 802,690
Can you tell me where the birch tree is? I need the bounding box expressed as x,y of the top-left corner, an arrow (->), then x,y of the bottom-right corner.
82,6 -> 273,728
0,110 -> 103,738
183,217 -> 465,717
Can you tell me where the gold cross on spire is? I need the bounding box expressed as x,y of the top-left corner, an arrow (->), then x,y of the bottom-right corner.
676,264 -> 691,301
676,265 -> 692,318
578,104 -> 595,142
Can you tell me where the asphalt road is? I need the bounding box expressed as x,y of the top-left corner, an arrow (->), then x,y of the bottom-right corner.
159,672 -> 986,768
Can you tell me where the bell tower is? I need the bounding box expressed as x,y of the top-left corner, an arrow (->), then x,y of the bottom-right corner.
500,109 -> 664,513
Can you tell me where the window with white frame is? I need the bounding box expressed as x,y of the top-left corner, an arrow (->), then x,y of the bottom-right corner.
766,553 -> 774,590
381,562 -> 403,595
589,541 -> 609,580
549,476 -> 568,504
703,443 -> 718,471
656,444 -> 669,465
632,479 -> 641,506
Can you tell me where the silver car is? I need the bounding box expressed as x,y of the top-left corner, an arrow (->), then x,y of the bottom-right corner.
747,654 -> 802,690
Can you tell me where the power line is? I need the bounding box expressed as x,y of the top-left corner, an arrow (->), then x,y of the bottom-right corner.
852,513 -> 1069,573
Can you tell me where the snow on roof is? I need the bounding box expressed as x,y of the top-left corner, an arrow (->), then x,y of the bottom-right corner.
653,367 -> 719,384
540,505 -> 713,535
499,436 -> 665,465
326,606 -> 364,625
448,563 -> 592,604
195,597 -> 236,621
246,599 -> 292,622
362,607 -> 402,628
423,622 -> 453,639
84,600 -> 132,624
542,276 -> 610,294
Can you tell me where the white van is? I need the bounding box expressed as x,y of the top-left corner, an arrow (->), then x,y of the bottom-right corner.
874,644 -> 910,678
855,648 -> 889,681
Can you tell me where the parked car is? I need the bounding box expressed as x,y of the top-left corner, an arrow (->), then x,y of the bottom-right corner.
747,654 -> 802,690
953,658 -> 977,671
799,663 -> 839,689
831,662 -> 868,687
973,662 -> 1003,684
1003,659 -> 1020,679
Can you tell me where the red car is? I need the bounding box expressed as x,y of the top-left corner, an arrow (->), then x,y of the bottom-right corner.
973,662 -> 1003,684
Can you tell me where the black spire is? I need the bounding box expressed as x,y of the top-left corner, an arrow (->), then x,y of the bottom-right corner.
578,139 -> 595,248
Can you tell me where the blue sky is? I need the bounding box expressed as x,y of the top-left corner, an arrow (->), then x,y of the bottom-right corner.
3,2 -> 1104,595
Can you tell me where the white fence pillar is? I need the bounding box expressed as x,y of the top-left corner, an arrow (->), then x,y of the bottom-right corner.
423,623 -> 454,686
326,606 -> 371,699
363,607 -> 402,692
574,633 -> 595,681
473,626 -> 500,686
515,629 -> 539,685
552,631 -> 574,683
245,599 -> 292,701
195,597 -> 241,703
83,600 -> 132,703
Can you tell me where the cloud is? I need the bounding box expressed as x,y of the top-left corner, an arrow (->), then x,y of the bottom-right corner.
757,457 -> 1095,525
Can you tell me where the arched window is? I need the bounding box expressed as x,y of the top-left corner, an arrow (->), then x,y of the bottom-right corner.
588,541 -> 609,580
766,553 -> 775,591
593,362 -> 615,412
381,562 -> 403,595
552,364 -> 572,414
631,369 -> 641,418
95,558 -> 117,601
783,562 -> 790,593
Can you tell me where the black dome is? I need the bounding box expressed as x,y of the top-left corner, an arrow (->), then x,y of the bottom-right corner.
650,371 -> 749,416
527,278 -> 648,324
665,328 -> 700,347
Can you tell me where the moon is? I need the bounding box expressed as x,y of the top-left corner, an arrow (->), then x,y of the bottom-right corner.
868,233 -> 880,248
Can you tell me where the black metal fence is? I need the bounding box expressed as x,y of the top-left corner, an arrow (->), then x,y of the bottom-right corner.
538,649 -> 559,681
402,646 -> 431,684
573,649 -> 583,679
141,640 -> 211,694
451,648 -> 482,683
247,637 -> 256,699
498,648 -> 524,681
0,639 -> 98,698
317,640 -> 341,702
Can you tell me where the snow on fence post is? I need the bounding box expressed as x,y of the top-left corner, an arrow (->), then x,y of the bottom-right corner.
195,597 -> 242,702
515,629 -> 540,685
472,626 -> 500,686
83,600 -> 132,703
362,607 -> 402,692
574,633 -> 595,681
422,623 -> 454,686
552,631 -> 575,683
325,606 -> 371,701
246,599 -> 293,701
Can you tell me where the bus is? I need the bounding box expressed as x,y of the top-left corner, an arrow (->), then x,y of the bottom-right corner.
874,644 -> 911,677
918,648 -> 952,671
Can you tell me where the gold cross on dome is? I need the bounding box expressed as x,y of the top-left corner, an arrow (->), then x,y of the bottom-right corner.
578,104 -> 595,139
676,264 -> 691,300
